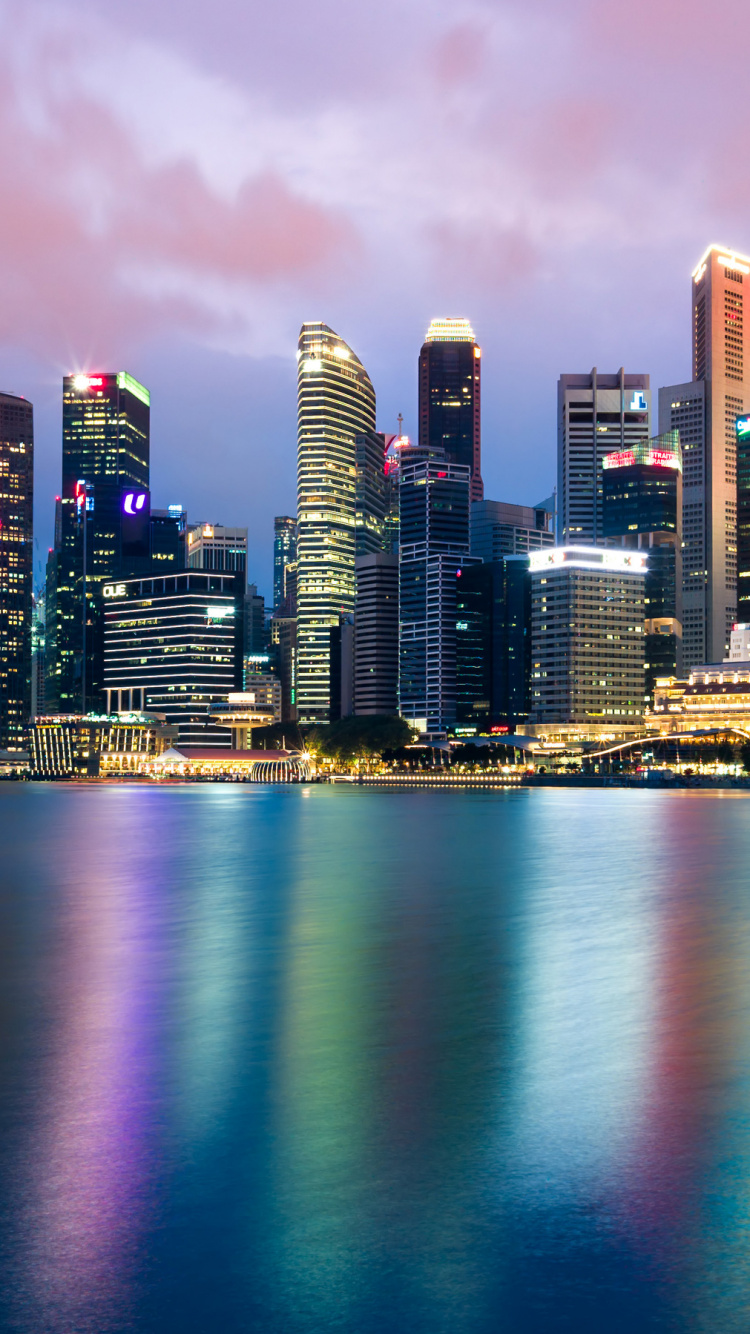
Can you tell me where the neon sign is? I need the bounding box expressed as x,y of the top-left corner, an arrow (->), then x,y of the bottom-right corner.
123,492 -> 147,514
603,445 -> 680,471
103,584 -> 126,598
529,547 -> 648,573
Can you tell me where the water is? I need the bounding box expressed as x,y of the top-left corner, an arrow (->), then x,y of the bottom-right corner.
1,783 -> 750,1332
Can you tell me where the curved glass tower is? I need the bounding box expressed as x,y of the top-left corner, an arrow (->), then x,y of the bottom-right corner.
297,323 -> 376,723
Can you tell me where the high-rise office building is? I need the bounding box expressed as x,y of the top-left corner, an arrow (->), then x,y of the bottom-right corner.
103,571 -> 244,747
529,548 -> 647,729
738,413 -> 750,622
270,617 -> 298,722
244,583 -> 266,654
659,245 -> 750,666
558,369 -> 651,546
47,372 -> 150,714
602,430 -> 682,695
455,556 -> 531,734
0,392 -> 33,748
31,588 -> 45,720
296,322 -> 376,724
188,524 -> 247,579
399,453 -> 475,735
383,438 -> 402,554
147,507 -> 187,575
354,552 -> 399,715
273,516 -> 297,613
470,499 -> 554,562
355,430 -> 387,555
329,614 -> 354,722
418,318 -> 483,502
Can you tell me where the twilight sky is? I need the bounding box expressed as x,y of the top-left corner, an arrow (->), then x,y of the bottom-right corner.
2,0 -> 748,597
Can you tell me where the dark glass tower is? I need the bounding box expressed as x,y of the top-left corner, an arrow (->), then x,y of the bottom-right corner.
399,451 -> 475,735
418,319 -> 482,502
455,557 -> 531,734
0,392 -> 33,748
602,430 -> 682,695
273,516 -> 297,613
355,430 -> 387,555
47,372 -> 150,713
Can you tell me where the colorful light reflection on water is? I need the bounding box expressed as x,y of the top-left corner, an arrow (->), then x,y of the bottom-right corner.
1,785 -> 750,1331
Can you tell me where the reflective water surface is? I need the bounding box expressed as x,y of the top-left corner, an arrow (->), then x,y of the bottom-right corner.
1,783 -> 750,1332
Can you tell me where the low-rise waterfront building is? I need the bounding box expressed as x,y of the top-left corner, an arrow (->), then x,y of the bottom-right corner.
30,712 -> 176,777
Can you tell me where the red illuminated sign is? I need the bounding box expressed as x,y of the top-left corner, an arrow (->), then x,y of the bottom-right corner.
646,449 -> 679,468
490,724 -> 510,734
603,450 -> 635,469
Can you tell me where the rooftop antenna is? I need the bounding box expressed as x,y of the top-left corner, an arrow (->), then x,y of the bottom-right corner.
397,413 -> 404,437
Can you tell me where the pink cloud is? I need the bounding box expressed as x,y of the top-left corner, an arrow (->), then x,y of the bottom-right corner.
431,22 -> 488,89
0,49 -> 359,362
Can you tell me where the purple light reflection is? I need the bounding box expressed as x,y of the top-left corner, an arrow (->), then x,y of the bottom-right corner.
11,803 -> 163,1331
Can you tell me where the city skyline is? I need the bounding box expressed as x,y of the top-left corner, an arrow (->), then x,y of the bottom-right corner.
1,0 -> 749,594
13,265 -> 741,608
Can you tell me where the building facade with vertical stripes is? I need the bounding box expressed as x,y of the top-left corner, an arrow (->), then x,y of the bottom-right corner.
296,323 -> 376,724
659,246 -> 750,667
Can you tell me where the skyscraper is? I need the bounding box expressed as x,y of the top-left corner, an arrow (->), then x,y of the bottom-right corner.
187,524 -> 247,579
47,372 -> 150,713
737,413 -> 750,622
354,552 -> 398,715
558,369 -> 651,546
529,548 -> 647,731
399,453 -> 474,735
296,323 -> 376,724
103,571 -> 244,747
659,245 -> 750,666
0,392 -> 33,748
355,431 -> 387,555
455,557 -> 531,735
418,318 -> 483,501
602,430 -> 682,695
273,516 -> 297,613
470,499 -> 554,561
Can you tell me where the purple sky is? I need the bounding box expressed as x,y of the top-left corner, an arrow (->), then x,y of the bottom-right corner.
1,0 -> 746,598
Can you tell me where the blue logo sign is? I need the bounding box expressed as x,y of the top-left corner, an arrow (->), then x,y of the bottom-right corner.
629,392 -> 647,412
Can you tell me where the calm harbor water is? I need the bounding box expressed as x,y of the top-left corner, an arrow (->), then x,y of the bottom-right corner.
1,783 -> 750,1332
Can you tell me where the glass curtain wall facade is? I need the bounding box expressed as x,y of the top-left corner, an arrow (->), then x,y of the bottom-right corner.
399,455 -> 474,735
418,318 -> 483,502
0,393 -> 33,748
602,431 -> 683,695
296,323 -> 376,724
455,556 -> 531,734
49,372 -> 150,714
737,414 -> 750,621
273,516 -> 297,613
470,499 -> 554,561
355,430 -> 387,555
